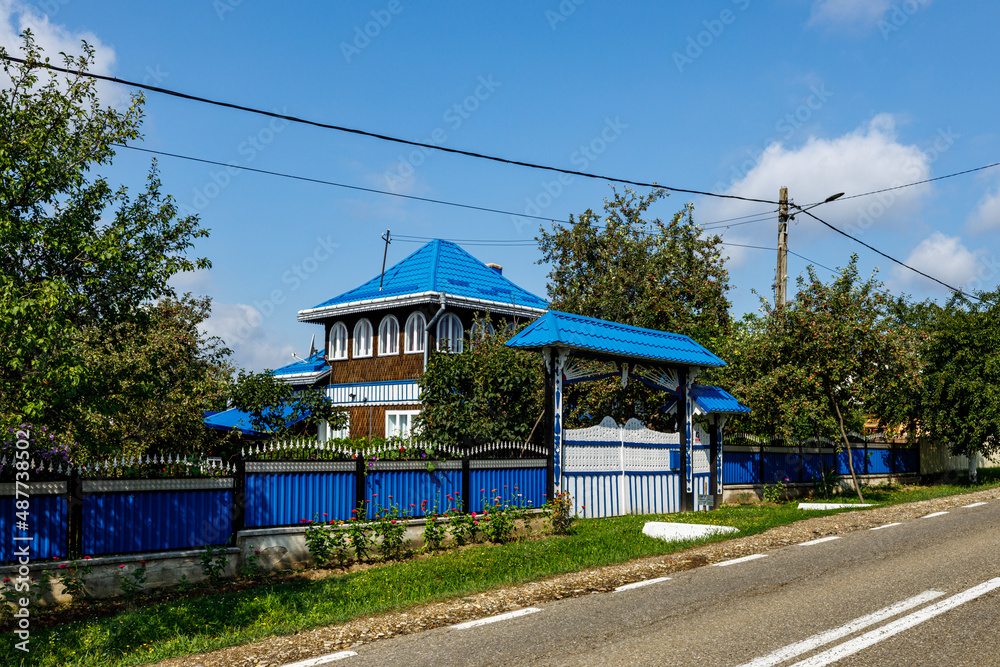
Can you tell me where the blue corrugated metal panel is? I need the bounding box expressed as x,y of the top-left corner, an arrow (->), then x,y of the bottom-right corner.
469,467 -> 545,513
83,490 -> 232,555
836,449 -> 868,475
895,448 -> 918,473
308,240 -> 548,311
0,495 -> 67,562
724,450 -> 759,484
204,405 -> 307,435
505,310 -> 726,368
868,448 -> 893,474
762,450 -> 799,483
245,473 -> 356,527
271,349 -> 328,377
366,469 -> 462,519
801,452 -> 825,482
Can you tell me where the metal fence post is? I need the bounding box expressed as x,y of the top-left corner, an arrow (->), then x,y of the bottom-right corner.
68,470 -> 84,558
355,454 -> 367,518
231,455 -> 246,545
461,454 -> 471,514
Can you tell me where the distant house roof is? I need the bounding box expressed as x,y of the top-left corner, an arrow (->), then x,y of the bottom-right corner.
270,349 -> 330,385
298,239 -> 548,321
203,405 -> 309,437
504,310 -> 727,369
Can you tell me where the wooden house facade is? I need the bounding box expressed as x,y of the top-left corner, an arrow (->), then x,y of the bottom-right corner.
294,239 -> 548,439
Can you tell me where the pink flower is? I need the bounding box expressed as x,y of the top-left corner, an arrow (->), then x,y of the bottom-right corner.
58,564 -> 67,569
119,565 -> 125,569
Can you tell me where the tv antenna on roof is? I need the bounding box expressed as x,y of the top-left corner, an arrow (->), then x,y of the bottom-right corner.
379,229 -> 391,291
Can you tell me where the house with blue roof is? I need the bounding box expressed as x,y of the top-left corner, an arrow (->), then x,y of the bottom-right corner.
295,239 -> 548,439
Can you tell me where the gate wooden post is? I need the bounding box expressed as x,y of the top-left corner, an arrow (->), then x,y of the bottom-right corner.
678,368 -> 693,512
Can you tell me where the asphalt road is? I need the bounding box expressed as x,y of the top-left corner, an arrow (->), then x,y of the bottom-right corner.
296,500 -> 1000,666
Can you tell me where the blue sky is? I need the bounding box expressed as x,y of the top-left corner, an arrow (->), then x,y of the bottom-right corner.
4,0 -> 999,371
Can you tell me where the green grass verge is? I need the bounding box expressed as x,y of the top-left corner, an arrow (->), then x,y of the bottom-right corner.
4,470 -> 999,667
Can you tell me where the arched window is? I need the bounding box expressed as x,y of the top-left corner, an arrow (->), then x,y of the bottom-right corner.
353,318 -> 373,358
329,322 -> 348,361
404,312 -> 426,353
471,319 -> 495,339
378,315 -> 400,355
436,313 -> 464,354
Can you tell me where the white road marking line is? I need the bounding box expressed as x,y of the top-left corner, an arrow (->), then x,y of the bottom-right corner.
797,536 -> 840,546
963,502 -> 988,508
451,607 -> 541,629
280,651 -> 358,667
736,591 -> 943,667
713,554 -> 767,567
921,511 -> 949,518
789,578 -> 1000,667
870,522 -> 902,530
615,576 -> 671,592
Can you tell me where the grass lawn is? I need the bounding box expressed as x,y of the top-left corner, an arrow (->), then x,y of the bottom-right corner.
3,470 -> 998,667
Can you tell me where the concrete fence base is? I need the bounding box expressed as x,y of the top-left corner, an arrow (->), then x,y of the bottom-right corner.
1,512 -> 549,605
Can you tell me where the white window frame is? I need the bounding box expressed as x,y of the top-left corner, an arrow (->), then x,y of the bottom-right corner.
404,311 -> 426,354
436,312 -> 464,354
319,415 -> 350,442
329,321 -> 348,361
385,410 -> 420,438
378,315 -> 400,356
353,318 -> 373,358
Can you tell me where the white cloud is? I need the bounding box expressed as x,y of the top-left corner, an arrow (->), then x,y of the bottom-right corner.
808,0 -> 932,30
895,232 -> 985,291
199,302 -> 297,372
704,114 -> 932,268
0,0 -> 126,106
966,184 -> 1000,234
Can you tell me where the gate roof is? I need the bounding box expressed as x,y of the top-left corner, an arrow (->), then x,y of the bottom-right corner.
505,310 -> 726,369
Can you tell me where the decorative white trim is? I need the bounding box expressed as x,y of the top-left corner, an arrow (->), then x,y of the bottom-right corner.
273,368 -> 331,384
298,291 -> 547,322
371,460 -> 462,471
246,461 -> 355,473
632,364 -> 679,392
82,478 -> 234,493
327,381 -> 422,406
0,480 -> 67,496
562,358 -> 618,383
469,458 -> 547,469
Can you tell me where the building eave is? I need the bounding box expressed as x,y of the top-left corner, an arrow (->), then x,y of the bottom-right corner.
297,291 -> 547,322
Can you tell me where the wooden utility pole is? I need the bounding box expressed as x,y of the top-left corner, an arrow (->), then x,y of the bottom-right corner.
776,187 -> 789,308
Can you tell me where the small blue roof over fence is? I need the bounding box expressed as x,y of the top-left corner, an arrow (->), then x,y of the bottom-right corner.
505,310 -> 727,368
298,239 -> 548,321
203,405 -> 308,436
663,384 -> 750,415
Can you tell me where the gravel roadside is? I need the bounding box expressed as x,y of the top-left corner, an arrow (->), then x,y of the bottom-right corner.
155,487 -> 1000,667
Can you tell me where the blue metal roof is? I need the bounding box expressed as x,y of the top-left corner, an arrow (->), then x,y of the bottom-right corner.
308,239 -> 548,311
270,349 -> 328,377
505,310 -> 727,368
203,405 -> 308,436
689,384 -> 750,414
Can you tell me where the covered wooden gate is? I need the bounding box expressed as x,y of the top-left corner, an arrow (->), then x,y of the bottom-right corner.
562,416 -> 714,518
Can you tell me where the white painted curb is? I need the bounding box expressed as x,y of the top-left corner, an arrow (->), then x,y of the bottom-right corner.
642,521 -> 738,542
798,503 -> 873,510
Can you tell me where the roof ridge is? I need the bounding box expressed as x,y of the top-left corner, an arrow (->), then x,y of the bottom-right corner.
427,239 -> 442,292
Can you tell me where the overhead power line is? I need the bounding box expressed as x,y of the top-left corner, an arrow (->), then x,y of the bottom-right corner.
4,55 -> 780,206
796,207 -> 978,299
115,143 -> 778,230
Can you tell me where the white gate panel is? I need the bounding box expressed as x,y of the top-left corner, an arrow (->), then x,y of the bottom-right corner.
563,472 -> 620,518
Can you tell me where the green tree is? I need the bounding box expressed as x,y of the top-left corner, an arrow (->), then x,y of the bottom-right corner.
719,256 -> 921,501
0,33 -> 210,453
416,316 -> 544,446
228,370 -> 347,438
537,186 -> 731,429
917,290 -> 1000,483
72,295 -> 233,459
